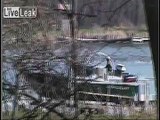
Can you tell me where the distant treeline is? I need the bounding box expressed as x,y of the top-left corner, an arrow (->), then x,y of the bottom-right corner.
76,0 -> 147,28
3,0 -> 147,32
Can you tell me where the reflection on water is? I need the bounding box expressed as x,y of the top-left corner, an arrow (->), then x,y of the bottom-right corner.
83,42 -> 154,78
83,42 -> 156,96
3,42 -> 155,79
3,42 -> 156,95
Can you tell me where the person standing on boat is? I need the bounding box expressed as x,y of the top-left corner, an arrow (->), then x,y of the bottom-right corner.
105,56 -> 113,74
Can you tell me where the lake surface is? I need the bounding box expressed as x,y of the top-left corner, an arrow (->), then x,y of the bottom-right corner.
3,41 -> 156,96
82,42 -> 155,78
81,41 -> 156,96
80,41 -> 156,97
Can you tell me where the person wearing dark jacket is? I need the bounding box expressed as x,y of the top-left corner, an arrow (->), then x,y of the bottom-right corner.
105,57 -> 112,73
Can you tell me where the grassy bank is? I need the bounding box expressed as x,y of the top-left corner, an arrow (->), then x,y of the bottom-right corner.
32,25 -> 149,41
79,108 -> 157,120
2,111 -> 157,120
78,112 -> 157,120
78,27 -> 149,39
2,105 -> 157,120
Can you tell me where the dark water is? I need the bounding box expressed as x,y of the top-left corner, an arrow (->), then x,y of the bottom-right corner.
82,42 -> 155,78
81,41 -> 156,97
3,41 -> 156,96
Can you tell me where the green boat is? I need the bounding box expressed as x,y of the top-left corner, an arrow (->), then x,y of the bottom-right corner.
76,63 -> 156,104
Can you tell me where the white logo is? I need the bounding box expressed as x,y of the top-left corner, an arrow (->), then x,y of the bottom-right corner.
3,7 -> 37,18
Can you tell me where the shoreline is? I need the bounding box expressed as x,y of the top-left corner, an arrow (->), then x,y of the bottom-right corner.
57,36 -> 149,43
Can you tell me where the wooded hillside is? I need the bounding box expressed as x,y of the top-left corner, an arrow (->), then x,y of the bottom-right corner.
76,0 -> 147,28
